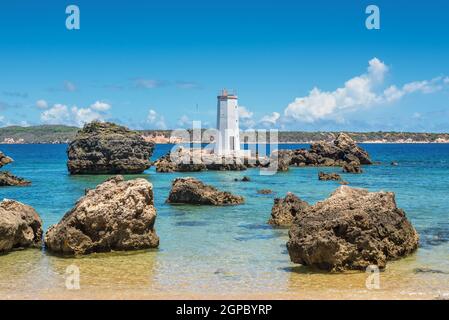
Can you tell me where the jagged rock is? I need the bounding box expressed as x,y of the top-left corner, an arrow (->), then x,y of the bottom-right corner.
268,192 -> 310,226
287,186 -> 419,271
0,199 -> 43,253
342,161 -> 363,174
45,176 -> 159,255
334,133 -> 372,165
0,171 -> 31,186
166,177 -> 244,206
0,152 -> 13,168
67,121 -> 154,174
257,189 -> 273,194
235,176 -> 251,182
318,172 -> 342,181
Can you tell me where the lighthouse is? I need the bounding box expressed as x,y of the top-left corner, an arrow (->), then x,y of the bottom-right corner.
215,89 -> 241,155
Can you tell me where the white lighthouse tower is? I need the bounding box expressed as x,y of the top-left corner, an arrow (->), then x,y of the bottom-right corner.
215,89 -> 241,155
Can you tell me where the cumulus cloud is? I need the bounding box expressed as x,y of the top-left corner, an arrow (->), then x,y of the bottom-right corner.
90,101 -> 111,111
284,58 -> 448,124
40,101 -> 110,127
36,99 -> 48,109
40,104 -> 71,125
147,109 -> 167,129
259,112 -> 280,127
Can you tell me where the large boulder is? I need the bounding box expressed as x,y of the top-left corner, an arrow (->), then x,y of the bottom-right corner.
0,199 -> 43,253
287,186 -> 419,271
67,121 -> 154,174
166,177 -> 244,205
268,192 -> 310,226
0,171 -> 31,186
45,176 -> 159,255
0,152 -> 13,168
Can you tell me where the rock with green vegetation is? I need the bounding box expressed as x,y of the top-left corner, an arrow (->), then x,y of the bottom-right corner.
0,199 -> 43,253
287,186 -> 419,271
45,176 -> 159,255
67,121 -> 154,174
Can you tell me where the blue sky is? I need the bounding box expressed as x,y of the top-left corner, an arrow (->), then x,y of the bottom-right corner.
0,0 -> 448,131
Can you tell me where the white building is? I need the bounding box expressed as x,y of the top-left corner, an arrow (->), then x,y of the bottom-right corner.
214,89 -> 241,155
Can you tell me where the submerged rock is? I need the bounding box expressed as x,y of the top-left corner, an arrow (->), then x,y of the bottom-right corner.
166,177 -> 244,206
268,192 -> 310,227
318,172 -> 342,181
342,161 -> 363,174
257,189 -> 273,195
0,172 -> 31,186
287,186 -> 419,271
45,176 -> 159,255
67,121 -> 154,174
0,199 -> 43,253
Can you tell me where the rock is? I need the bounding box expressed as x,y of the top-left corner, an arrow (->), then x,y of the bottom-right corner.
413,268 -> 448,274
318,172 -> 342,181
268,192 -> 310,227
257,189 -> 273,195
333,133 -> 372,165
0,171 -> 31,186
391,161 -> 399,166
287,186 -> 419,271
0,152 -> 13,168
339,180 -> 349,185
342,161 -> 363,174
154,149 -> 248,172
0,199 -> 43,253
45,176 -> 159,255
166,177 -> 244,206
241,176 -> 251,182
67,121 -> 154,174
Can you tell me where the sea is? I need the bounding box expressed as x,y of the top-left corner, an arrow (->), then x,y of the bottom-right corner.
0,143 -> 448,299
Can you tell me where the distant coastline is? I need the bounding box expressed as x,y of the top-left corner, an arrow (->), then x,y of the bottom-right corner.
0,125 -> 448,145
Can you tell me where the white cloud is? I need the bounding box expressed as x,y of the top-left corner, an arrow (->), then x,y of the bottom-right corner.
40,104 -> 71,125
64,81 -> 76,92
147,109 -> 167,129
90,101 -> 111,111
40,101 -> 107,127
36,99 -> 48,109
444,77 -> 449,84
284,58 -> 448,123
259,112 -> 280,127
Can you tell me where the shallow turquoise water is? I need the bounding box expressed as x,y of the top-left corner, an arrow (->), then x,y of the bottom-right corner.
0,143 -> 448,299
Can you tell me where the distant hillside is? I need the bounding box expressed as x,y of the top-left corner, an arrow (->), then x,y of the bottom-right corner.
0,125 -> 448,144
0,125 -> 79,144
